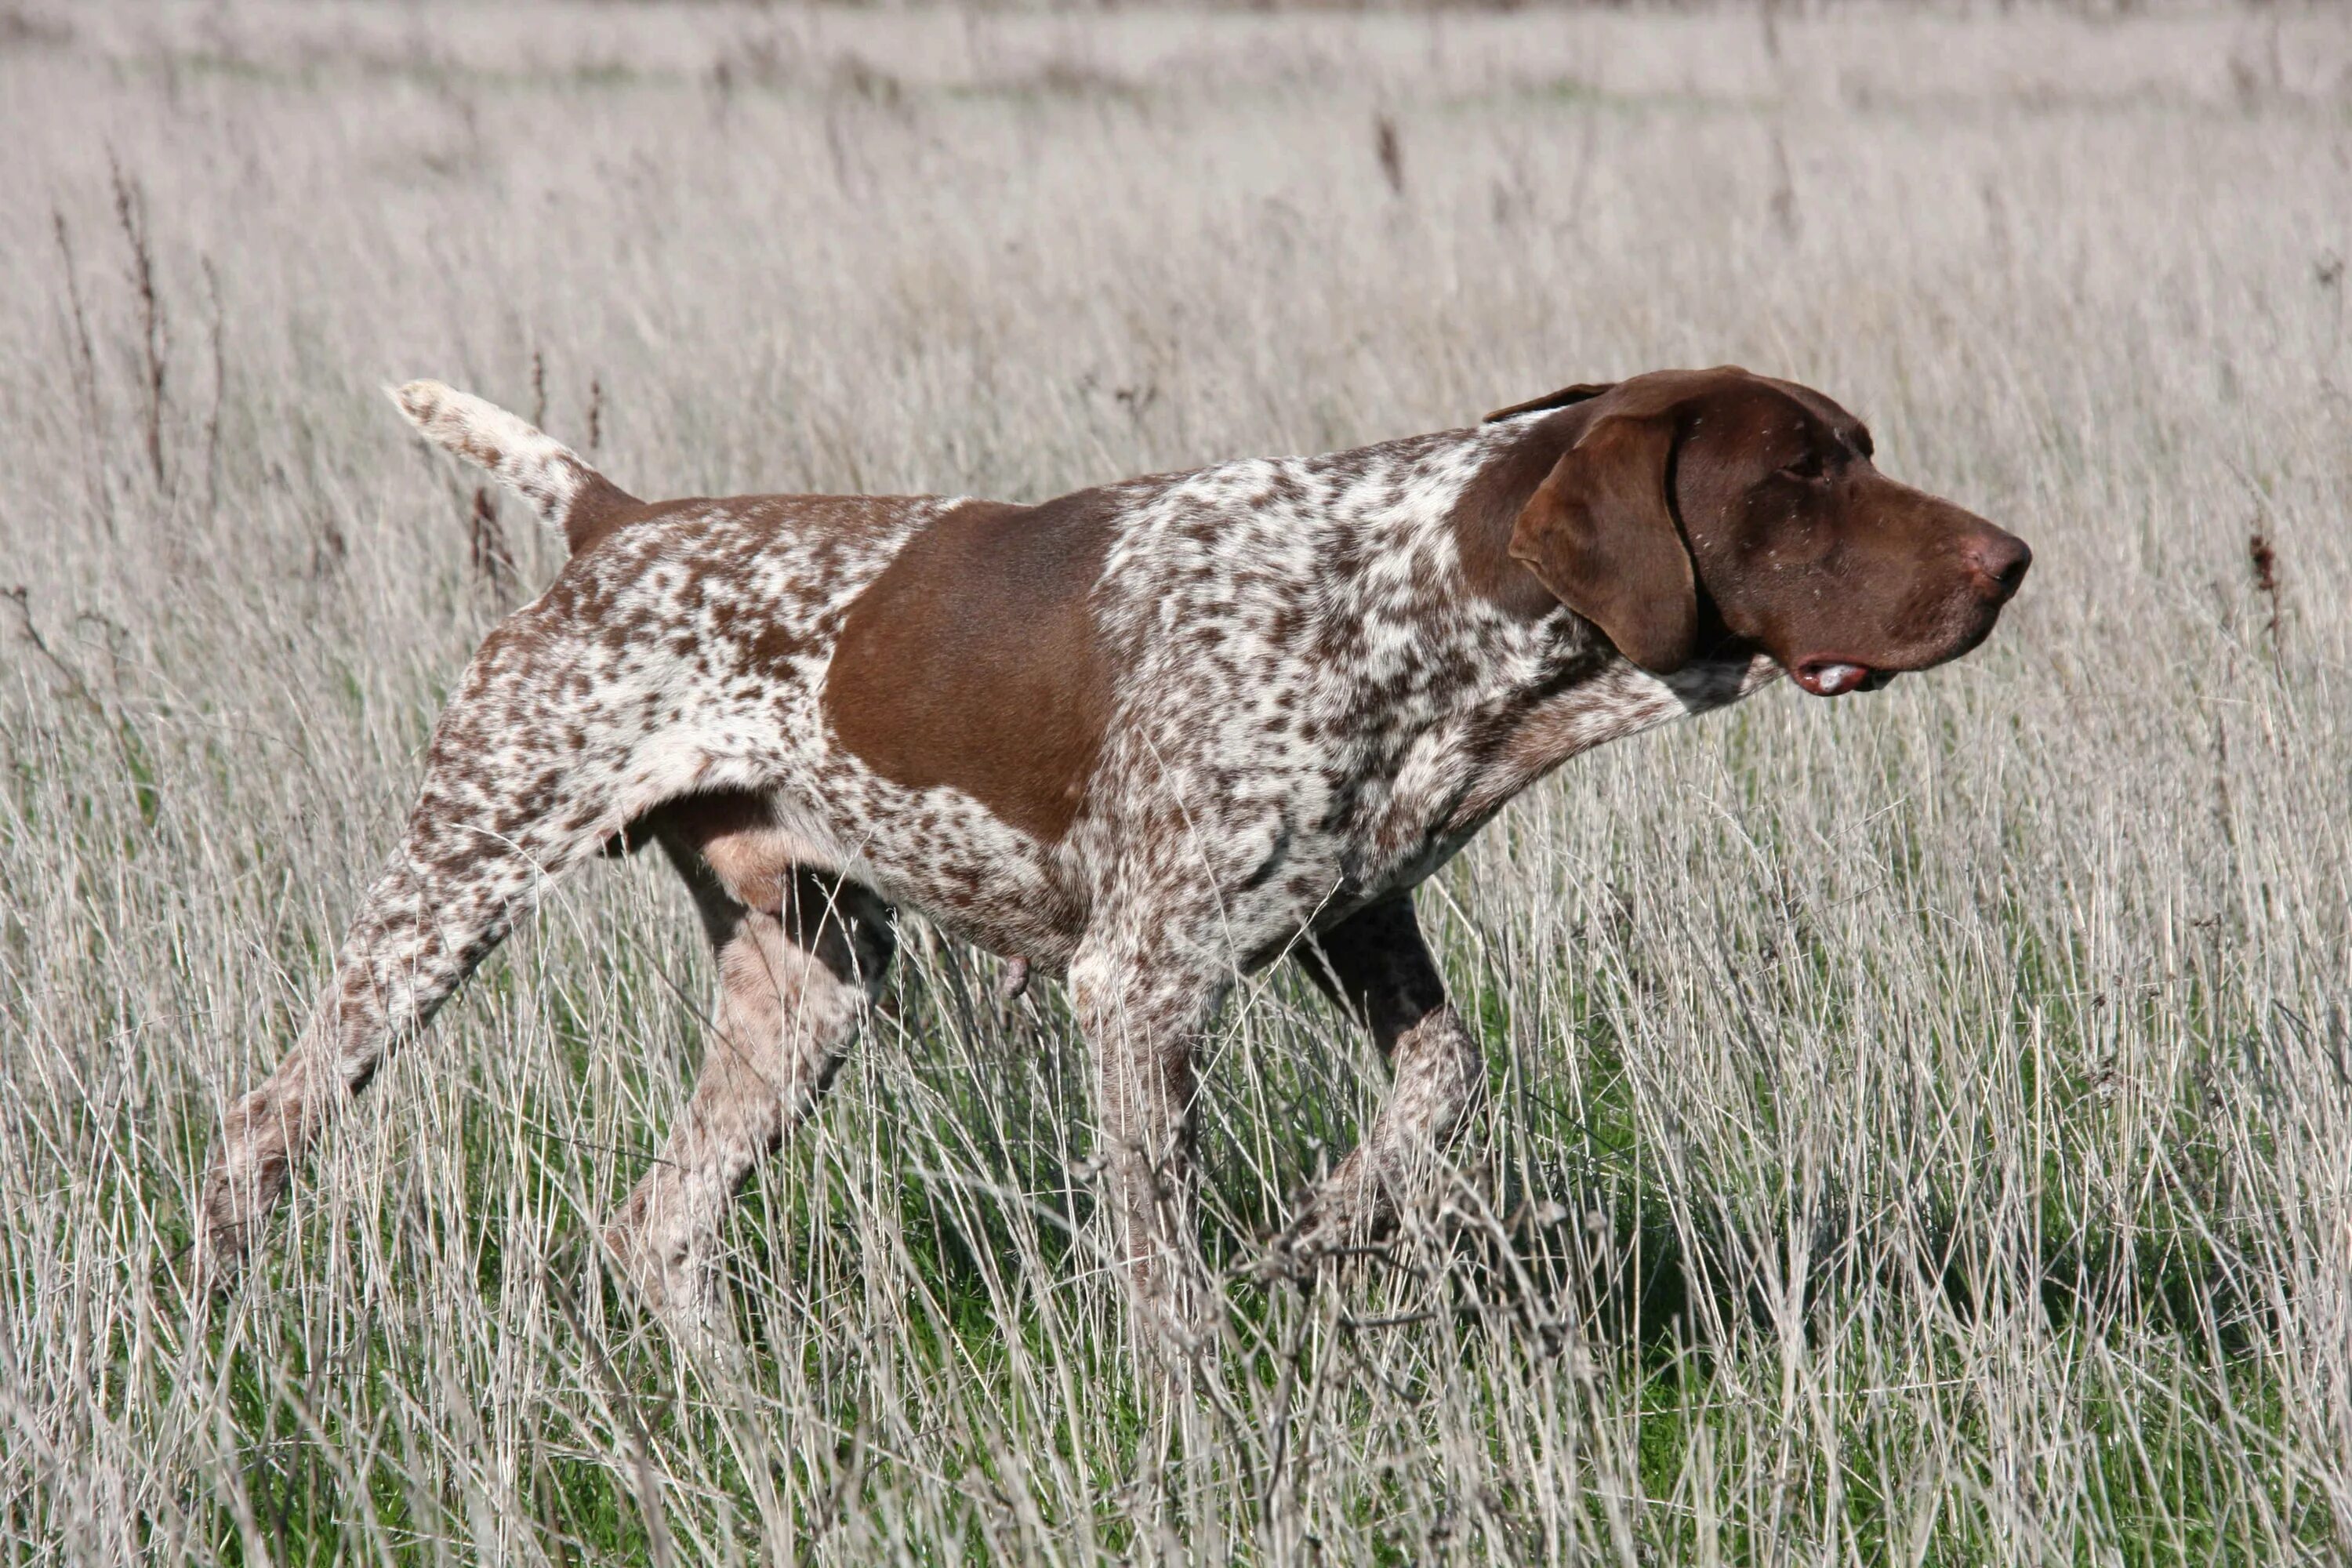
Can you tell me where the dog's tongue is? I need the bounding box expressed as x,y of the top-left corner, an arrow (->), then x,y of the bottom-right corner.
1797,662 -> 1868,696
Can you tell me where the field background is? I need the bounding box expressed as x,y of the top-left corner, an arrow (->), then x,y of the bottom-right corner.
7,2 -> 2352,1563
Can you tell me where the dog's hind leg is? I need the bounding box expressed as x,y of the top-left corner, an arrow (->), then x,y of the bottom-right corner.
193,622 -> 707,1290
604,809 -> 894,1334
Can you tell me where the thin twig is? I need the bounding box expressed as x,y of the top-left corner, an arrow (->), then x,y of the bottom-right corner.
110,154 -> 169,494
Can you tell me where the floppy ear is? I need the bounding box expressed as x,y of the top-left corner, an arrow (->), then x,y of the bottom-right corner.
1507,411 -> 1697,673
1483,382 -> 1615,424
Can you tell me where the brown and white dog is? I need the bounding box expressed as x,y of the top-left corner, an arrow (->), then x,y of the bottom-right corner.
196,367 -> 2028,1344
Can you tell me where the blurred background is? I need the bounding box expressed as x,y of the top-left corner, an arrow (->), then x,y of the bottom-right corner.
5,3 -> 2352,1563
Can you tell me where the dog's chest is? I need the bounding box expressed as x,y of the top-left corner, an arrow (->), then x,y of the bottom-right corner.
1074,473 -> 1556,931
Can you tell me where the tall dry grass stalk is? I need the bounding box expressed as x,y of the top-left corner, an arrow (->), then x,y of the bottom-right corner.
4,2 -> 2351,1562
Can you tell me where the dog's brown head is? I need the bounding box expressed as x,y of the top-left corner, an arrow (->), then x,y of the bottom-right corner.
1491,367 -> 2029,695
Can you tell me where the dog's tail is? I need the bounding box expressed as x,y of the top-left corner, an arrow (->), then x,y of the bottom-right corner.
389,380 -> 641,554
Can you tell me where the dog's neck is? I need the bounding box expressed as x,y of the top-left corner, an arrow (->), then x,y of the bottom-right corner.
1313,419 -> 1784,892
1083,417 -> 1787,905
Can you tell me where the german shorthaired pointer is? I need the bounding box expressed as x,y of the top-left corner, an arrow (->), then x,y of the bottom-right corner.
197,368 -> 2029,1345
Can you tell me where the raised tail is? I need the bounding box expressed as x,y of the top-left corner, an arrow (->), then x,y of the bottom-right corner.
390,379 -> 640,554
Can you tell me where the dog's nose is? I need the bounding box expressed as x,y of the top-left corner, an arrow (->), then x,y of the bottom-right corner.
1961,531 -> 2031,604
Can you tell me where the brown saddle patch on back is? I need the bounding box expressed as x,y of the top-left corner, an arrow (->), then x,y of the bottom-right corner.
822,492 -> 1120,843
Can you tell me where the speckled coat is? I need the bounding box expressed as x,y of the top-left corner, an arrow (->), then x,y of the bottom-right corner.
197,369 -> 2027,1347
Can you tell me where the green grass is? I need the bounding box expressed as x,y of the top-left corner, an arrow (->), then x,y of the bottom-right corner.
8,1 -> 2352,1562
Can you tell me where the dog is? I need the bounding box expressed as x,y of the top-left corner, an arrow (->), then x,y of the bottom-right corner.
195,366 -> 2028,1345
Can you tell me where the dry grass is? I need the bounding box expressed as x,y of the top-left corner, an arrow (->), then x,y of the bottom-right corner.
6,3 -> 2352,1563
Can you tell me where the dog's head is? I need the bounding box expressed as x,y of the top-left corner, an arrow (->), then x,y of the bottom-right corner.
1492,367 -> 2029,695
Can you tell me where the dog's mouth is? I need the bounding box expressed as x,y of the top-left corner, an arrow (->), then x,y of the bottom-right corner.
1791,658 -> 1900,697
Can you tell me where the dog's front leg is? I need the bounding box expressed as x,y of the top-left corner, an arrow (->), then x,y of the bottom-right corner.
1271,893 -> 1488,1272
1068,930 -> 1229,1365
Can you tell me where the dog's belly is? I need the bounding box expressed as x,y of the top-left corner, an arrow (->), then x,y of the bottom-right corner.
779,772 -> 1394,978
883,862 -> 1092,972
775,771 -> 1094,969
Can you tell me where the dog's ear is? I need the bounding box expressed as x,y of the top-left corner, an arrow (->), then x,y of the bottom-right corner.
1483,382 -> 1615,424
1507,409 -> 1697,673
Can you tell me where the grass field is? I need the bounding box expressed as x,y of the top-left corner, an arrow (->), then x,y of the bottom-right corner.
7,2 -> 2352,1562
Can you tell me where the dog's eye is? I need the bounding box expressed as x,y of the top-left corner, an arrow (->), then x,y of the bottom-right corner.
1779,451 -> 1827,481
